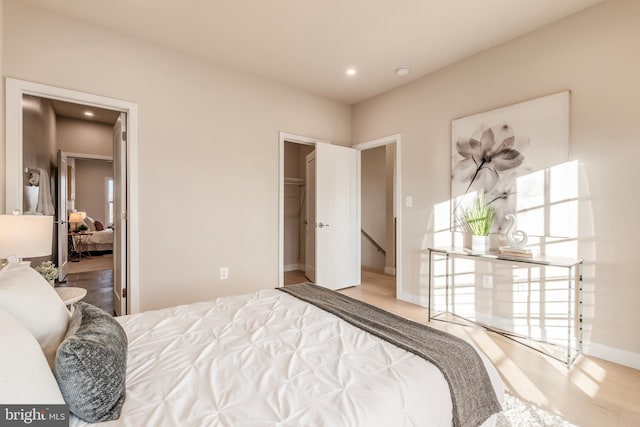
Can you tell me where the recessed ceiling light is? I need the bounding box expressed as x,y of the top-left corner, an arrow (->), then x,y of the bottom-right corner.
84,111 -> 95,117
346,68 -> 357,76
396,66 -> 410,76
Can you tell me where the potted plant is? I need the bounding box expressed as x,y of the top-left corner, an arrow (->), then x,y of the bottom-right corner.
462,191 -> 495,253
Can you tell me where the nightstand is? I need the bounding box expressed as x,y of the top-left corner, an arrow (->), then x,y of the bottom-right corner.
69,232 -> 94,261
55,287 -> 87,307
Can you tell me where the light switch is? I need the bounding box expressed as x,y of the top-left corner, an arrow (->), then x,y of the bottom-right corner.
405,196 -> 413,207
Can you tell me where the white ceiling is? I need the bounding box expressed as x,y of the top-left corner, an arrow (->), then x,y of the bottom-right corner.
48,98 -> 120,125
23,0 -> 605,105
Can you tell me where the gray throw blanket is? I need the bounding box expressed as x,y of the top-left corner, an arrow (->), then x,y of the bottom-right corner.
278,283 -> 501,427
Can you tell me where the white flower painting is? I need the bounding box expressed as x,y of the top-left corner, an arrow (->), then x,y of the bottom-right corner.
451,91 -> 570,232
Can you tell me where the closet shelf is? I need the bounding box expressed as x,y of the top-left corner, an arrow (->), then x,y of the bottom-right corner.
284,177 -> 304,186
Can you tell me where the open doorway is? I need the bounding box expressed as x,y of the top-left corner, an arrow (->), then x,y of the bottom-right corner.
354,134 -> 402,298
359,143 -> 397,292
21,95 -> 119,314
65,155 -> 116,277
6,78 -> 138,315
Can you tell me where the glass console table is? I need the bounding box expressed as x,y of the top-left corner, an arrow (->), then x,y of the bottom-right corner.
427,247 -> 583,366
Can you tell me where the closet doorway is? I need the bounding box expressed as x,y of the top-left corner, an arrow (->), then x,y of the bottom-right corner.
282,141 -> 315,283
5,78 -> 138,315
278,132 -> 360,290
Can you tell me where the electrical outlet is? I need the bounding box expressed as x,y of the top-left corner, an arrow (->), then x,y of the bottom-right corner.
482,275 -> 493,289
219,267 -> 229,280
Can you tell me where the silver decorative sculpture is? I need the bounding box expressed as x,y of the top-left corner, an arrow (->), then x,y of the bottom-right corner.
504,214 -> 528,248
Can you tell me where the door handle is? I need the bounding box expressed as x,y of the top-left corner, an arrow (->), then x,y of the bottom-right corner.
317,222 -> 330,228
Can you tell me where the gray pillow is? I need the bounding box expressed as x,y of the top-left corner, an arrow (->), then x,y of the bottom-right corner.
54,302 -> 127,422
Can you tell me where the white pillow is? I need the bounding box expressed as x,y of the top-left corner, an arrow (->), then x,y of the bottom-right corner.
0,306 -> 65,403
0,262 -> 70,367
84,217 -> 97,231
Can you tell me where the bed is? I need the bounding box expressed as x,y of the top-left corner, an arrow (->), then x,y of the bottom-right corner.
0,264 -> 504,427
73,216 -> 114,252
82,228 -> 113,252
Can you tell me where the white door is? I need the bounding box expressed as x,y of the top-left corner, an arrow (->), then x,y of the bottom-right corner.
313,143 -> 360,290
305,151 -> 316,282
56,151 -> 69,281
113,113 -> 127,316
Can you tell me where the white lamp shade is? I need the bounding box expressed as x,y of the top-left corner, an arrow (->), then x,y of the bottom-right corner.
0,215 -> 53,259
69,212 -> 86,223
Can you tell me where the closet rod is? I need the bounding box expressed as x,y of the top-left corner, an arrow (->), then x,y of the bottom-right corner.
284,177 -> 305,186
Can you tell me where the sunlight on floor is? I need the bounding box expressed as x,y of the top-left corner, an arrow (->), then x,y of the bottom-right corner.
566,357 -> 608,400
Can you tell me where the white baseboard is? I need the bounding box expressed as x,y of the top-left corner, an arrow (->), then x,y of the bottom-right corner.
284,264 -> 305,272
396,290 -> 429,308
583,341 -> 640,370
384,267 -> 396,276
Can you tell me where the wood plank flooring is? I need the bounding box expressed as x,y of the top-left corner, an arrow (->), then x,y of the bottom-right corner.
57,269 -> 114,315
284,269 -> 640,427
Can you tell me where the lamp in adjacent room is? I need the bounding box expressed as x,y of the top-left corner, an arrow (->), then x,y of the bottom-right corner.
69,211 -> 87,232
0,210 -> 53,267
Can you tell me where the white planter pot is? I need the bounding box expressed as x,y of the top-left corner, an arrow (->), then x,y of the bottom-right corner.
471,235 -> 489,253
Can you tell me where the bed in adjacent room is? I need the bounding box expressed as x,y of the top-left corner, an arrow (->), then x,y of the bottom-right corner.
0,264 -> 504,427
73,216 -> 114,253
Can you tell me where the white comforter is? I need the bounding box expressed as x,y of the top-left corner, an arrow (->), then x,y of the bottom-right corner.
86,229 -> 114,245
70,289 -> 503,427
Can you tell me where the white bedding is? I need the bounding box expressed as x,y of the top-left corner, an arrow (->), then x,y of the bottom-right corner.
80,229 -> 113,252
87,229 -> 114,245
70,289 -> 503,427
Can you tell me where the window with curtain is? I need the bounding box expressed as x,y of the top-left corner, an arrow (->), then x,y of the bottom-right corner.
106,178 -> 114,227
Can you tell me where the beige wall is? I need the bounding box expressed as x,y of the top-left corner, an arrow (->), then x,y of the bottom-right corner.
352,0 -> 640,364
74,158 -> 112,225
2,0 -> 351,311
57,117 -> 113,157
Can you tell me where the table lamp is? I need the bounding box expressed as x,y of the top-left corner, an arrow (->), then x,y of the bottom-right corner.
69,211 -> 87,231
0,211 -> 53,267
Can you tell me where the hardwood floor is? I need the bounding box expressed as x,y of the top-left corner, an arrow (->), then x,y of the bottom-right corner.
283,269 -> 309,285
284,269 -> 640,427
57,269 -> 114,315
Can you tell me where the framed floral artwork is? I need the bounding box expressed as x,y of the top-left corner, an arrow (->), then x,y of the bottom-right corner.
451,91 -> 570,233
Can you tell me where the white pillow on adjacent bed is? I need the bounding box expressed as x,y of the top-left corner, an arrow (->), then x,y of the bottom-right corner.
0,306 -> 65,404
0,262 -> 70,367
84,217 -> 97,231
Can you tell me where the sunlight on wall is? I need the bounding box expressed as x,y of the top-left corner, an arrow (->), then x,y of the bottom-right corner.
433,199 -> 453,247
430,160 -> 581,361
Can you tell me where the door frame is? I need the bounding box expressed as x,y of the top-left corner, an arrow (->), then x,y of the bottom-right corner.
353,134 -> 403,299
4,78 -> 140,314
